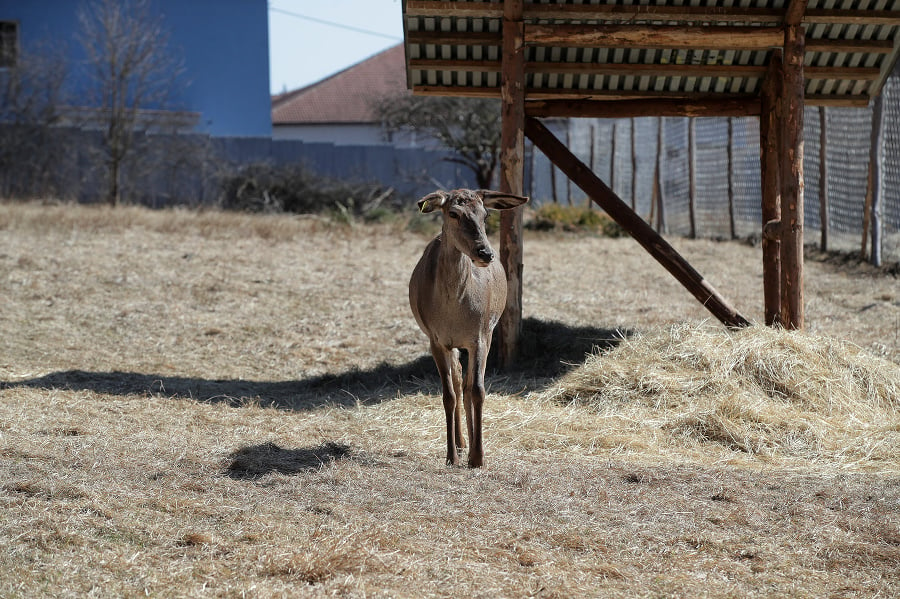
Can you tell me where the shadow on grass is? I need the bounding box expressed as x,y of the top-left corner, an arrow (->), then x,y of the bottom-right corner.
2,318 -> 627,410
226,441 -> 353,479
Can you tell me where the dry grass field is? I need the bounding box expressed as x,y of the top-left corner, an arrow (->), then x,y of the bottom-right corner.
1,200 -> 898,598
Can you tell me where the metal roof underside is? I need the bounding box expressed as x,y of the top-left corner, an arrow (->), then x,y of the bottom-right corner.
402,0 -> 900,110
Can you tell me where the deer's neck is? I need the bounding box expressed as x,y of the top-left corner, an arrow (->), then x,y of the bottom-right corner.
436,234 -> 474,293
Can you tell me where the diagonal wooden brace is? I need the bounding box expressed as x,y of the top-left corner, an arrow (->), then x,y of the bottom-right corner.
524,116 -> 751,329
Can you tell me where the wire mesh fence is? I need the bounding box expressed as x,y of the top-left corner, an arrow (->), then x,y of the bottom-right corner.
529,77 -> 900,265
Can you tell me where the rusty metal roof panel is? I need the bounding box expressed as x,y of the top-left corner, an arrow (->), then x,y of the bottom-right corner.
402,0 -> 900,108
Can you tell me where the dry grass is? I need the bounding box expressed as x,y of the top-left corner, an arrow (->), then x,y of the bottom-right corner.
1,200 -> 899,598
541,324 -> 900,470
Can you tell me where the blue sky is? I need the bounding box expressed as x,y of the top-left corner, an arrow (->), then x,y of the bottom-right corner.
267,0 -> 404,95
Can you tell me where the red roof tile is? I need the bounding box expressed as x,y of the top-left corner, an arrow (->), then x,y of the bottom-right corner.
271,44 -> 408,125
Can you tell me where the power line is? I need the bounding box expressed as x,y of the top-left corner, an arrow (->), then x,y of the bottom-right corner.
268,6 -> 401,41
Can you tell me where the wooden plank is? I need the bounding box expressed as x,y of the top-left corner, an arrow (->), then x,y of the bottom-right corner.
405,31 -> 895,54
527,4 -> 783,24
406,31 -> 502,46
413,85 -> 873,107
804,94 -> 873,107
406,1 -> 900,26
526,97 -> 761,118
526,24 -> 784,51
804,38 -> 894,54
805,9 -> 900,25
410,58 -> 880,82
761,51 -> 783,327
411,58 -> 768,79
780,24 -> 806,329
405,1 -> 502,18
497,0 -> 525,369
524,115 -> 751,329
805,66 -> 881,81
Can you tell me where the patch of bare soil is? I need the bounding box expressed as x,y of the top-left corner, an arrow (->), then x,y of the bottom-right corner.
1,201 -> 898,597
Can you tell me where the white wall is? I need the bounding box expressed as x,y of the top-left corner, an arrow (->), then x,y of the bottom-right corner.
272,123 -> 440,150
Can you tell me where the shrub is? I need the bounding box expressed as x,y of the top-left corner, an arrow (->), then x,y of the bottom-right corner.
218,163 -> 399,218
526,201 -> 625,236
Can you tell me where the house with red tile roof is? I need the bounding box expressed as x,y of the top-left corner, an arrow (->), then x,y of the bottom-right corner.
271,44 -> 413,147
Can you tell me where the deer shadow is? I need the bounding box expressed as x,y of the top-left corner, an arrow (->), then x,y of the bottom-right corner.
2,318 -> 628,411
225,441 -> 355,479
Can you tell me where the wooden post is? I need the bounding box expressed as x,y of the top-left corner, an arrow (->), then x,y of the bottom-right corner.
728,117 -> 736,239
760,51 -> 783,327
565,127 -> 573,205
497,0 -> 526,368
688,118 -> 697,239
610,121 -> 617,196
818,107 -> 829,251
550,159 -> 558,203
525,116 -> 751,329
630,117 -> 637,211
862,135 -> 874,260
653,117 -> 667,233
866,93 -> 884,267
780,23 -> 805,329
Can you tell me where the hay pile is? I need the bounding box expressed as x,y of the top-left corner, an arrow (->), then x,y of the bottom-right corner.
540,324 -> 900,469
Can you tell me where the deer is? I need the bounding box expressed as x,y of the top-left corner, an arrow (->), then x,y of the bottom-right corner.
409,188 -> 528,468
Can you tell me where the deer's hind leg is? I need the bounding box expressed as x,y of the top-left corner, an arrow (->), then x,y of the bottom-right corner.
450,349 -> 465,454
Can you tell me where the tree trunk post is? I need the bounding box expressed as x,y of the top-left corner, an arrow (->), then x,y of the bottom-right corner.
779,23 -> 805,329
497,0 -> 526,368
760,51 -> 783,327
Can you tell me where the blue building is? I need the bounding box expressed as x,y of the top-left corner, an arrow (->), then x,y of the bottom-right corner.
0,0 -> 271,137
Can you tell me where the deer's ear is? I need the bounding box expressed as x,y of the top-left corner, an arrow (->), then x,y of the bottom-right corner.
417,191 -> 448,213
479,190 -> 529,210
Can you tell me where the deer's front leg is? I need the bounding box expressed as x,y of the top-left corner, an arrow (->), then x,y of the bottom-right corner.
431,341 -> 460,466
464,339 -> 489,468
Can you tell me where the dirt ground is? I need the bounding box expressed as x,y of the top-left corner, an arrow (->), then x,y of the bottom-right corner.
0,201 -> 898,598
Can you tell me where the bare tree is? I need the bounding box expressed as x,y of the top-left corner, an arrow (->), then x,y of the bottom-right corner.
373,94 -> 501,189
0,41 -> 70,197
77,0 -> 185,205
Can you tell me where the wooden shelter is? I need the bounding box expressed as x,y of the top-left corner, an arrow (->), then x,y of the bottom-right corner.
401,0 -> 900,366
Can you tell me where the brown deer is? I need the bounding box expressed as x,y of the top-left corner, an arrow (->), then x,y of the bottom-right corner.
409,189 -> 528,467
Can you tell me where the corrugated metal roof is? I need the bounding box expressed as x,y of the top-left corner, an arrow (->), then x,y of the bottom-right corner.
402,0 -> 900,110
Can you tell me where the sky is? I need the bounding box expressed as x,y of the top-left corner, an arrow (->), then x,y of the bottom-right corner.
267,0 -> 405,95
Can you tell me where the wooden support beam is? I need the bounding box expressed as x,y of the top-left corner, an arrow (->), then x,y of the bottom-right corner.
406,30 -> 896,56
524,116 -> 751,329
526,97 -> 761,118
780,24 -> 806,329
760,52 -> 783,327
406,1 -> 900,27
413,85 -> 873,108
526,24 -> 784,51
497,0 -> 526,368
